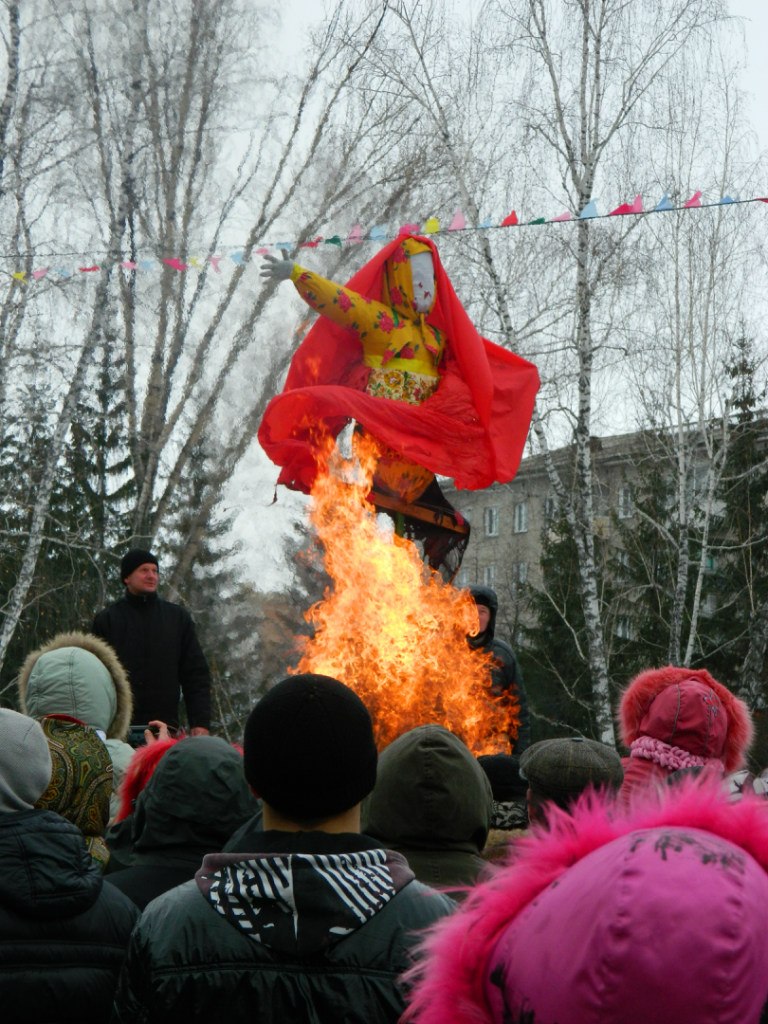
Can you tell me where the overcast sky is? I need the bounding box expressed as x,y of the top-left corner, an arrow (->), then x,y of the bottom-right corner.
730,0 -> 768,155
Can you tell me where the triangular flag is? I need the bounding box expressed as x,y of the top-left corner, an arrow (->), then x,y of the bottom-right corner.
324,235 -> 343,246
346,224 -> 364,244
368,225 -> 387,241
528,217 -> 547,225
609,195 -> 642,216
139,259 -> 155,270
719,196 -> 735,205
479,218 -> 493,228
254,247 -> 269,256
423,217 -> 440,233
683,190 -> 702,208
188,257 -> 202,269
578,200 -> 598,219
208,256 -> 222,272
230,252 -> 245,265
653,194 -> 674,211
758,198 -> 768,204
11,271 -> 26,283
32,268 -> 49,280
163,257 -> 188,271
550,211 -> 571,222
275,242 -> 292,251
79,265 -> 100,272
121,260 -> 138,270
447,209 -> 466,230
55,268 -> 72,279
300,236 -> 322,248
398,222 -> 421,235
501,211 -> 518,226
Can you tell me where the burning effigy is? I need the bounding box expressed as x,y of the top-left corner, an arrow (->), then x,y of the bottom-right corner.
258,233 -> 539,580
258,234 -> 538,752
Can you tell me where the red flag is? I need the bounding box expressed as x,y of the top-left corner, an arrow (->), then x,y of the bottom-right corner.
501,211 -> 518,226
609,195 -> 643,216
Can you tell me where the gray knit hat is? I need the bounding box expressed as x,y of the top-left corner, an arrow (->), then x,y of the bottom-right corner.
520,737 -> 623,806
0,709 -> 52,812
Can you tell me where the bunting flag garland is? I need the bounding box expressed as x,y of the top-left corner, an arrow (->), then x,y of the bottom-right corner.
4,191 -> 767,286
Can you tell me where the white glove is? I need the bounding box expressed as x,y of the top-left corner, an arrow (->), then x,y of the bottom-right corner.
260,253 -> 294,281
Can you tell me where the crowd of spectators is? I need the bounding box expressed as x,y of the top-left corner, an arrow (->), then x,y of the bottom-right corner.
1,619 -> 767,1023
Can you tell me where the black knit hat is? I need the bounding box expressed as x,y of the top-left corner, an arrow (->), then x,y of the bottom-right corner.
243,674 -> 378,821
519,737 -> 623,802
121,548 -> 159,581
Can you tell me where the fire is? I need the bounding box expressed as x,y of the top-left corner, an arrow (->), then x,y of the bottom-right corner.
292,433 -> 519,755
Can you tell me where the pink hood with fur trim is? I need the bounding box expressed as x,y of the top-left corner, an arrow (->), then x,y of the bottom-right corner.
618,666 -> 752,772
403,783 -> 768,1024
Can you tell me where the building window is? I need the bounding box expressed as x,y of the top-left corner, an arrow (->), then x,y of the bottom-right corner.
618,484 -> 633,520
544,496 -> 557,522
702,593 -> 717,617
483,564 -> 496,588
484,506 -> 499,537
513,561 -> 528,584
705,553 -> 716,573
456,568 -> 470,588
513,501 -> 528,533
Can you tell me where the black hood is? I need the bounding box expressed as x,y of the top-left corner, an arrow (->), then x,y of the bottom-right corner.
468,585 -> 498,647
0,809 -> 103,920
130,736 -> 259,861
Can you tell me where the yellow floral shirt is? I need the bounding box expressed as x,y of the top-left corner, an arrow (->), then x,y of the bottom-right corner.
289,263 -> 445,405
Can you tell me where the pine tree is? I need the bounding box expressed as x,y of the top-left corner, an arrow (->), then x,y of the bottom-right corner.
521,512 -> 605,740
706,336 -> 768,706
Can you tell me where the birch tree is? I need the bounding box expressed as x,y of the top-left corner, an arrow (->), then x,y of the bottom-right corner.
475,0 -> 732,743
0,0 -> 435,683
624,25 -> 764,672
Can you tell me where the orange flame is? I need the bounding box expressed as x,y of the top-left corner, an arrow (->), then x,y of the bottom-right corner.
292,434 -> 519,754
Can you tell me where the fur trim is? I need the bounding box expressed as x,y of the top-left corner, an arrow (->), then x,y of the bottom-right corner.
114,737 -> 180,822
617,665 -> 753,773
629,735 -> 721,771
17,631 -> 133,741
403,780 -> 768,1024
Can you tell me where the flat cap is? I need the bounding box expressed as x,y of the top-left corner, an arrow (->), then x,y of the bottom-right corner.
520,737 -> 623,800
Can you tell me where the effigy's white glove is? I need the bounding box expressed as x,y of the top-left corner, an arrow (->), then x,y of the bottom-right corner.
260,253 -> 294,281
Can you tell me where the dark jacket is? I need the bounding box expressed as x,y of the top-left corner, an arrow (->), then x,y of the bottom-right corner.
0,808 -> 139,1022
469,585 -> 530,753
112,830 -> 456,1024
93,592 -> 211,729
107,736 -> 259,909
363,725 -> 493,894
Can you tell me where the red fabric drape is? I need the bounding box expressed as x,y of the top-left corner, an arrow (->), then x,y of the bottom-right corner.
257,235 -> 540,493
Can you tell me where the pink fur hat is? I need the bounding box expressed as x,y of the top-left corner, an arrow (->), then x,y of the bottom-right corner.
618,665 -> 753,772
403,782 -> 768,1024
